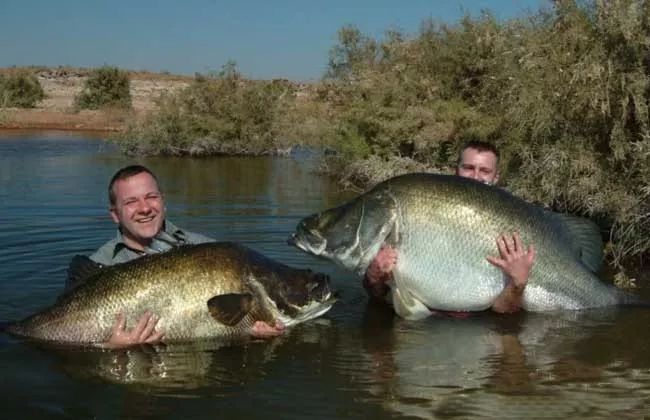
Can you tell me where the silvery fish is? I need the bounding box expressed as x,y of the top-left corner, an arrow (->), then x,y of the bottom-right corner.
4,242 -> 336,344
290,173 -> 644,319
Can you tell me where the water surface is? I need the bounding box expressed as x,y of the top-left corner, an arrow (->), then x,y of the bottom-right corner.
1,132 -> 649,419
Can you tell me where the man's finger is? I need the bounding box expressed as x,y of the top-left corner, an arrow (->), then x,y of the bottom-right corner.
496,236 -> 509,257
486,255 -> 505,269
139,314 -> 159,340
144,330 -> 165,344
502,235 -> 514,254
527,244 -> 537,262
131,311 -> 151,337
251,320 -> 286,338
512,232 -> 523,253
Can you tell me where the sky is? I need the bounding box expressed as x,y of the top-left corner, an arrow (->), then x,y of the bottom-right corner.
0,0 -> 548,81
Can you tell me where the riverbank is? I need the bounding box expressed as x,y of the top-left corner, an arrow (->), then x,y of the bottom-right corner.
0,67 -> 191,131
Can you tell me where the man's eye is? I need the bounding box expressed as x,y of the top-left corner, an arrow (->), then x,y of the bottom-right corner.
124,200 -> 136,206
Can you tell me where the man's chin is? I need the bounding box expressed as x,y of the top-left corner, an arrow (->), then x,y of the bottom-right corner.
133,225 -> 163,242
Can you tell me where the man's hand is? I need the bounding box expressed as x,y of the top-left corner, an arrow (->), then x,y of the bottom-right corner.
103,311 -> 164,349
363,245 -> 398,299
487,232 -> 536,314
251,320 -> 286,338
486,232 -> 535,289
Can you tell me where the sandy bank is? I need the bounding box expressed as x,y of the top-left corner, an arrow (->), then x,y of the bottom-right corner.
0,68 -> 190,131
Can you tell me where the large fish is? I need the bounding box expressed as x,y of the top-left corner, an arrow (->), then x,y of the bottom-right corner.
4,242 -> 335,344
289,173 -> 644,319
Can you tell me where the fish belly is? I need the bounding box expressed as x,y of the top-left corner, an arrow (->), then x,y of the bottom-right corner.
391,236 -> 505,313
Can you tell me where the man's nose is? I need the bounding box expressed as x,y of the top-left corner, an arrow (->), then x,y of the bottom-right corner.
136,199 -> 152,212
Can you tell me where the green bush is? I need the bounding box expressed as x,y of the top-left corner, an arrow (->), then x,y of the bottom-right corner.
75,66 -> 131,110
118,62 -> 294,155
0,71 -> 45,108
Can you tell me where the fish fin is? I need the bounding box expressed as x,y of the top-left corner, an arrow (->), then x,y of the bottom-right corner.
64,255 -> 104,293
207,293 -> 254,326
391,285 -> 432,320
552,212 -> 604,273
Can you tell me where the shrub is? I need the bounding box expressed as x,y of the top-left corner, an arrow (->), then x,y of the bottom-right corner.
75,66 -> 131,110
0,70 -> 45,108
118,62 -> 294,155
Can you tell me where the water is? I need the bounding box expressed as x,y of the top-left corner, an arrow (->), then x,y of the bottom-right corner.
1,132 -> 650,419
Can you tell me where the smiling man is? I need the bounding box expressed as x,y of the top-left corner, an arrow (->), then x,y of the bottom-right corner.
90,165 -> 214,266
65,165 -> 285,348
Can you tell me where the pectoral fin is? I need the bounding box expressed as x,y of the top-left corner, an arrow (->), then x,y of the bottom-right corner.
207,293 -> 254,326
391,284 -> 432,320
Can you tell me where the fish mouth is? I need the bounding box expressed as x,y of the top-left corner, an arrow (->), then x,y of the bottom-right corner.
288,232 -> 327,256
278,290 -> 338,327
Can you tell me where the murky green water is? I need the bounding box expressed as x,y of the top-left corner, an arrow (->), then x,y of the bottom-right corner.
1,132 -> 649,419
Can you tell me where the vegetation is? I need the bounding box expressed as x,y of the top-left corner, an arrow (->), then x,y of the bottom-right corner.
118,62 -> 311,155
75,66 -> 132,110
118,0 -> 650,266
318,0 -> 650,266
0,70 -> 45,108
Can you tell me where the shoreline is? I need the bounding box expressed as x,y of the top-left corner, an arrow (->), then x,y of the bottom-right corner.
0,67 -> 190,132
0,109 -> 125,132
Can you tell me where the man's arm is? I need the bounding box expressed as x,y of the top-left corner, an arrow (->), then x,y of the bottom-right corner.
487,232 -> 536,314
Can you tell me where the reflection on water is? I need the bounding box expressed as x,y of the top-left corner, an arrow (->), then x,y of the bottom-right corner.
1,133 -> 650,419
350,308 -> 650,418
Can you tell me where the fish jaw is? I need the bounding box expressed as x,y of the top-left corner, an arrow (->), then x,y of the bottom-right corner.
289,229 -> 328,257
275,294 -> 337,327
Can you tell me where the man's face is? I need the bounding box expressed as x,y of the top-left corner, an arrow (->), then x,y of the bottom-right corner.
456,147 -> 499,185
109,172 -> 166,250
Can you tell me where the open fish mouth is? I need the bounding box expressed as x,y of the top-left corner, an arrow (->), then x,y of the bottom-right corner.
278,291 -> 338,327
288,232 -> 327,256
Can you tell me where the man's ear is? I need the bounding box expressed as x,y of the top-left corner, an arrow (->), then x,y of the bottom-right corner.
109,206 -> 120,224
493,172 -> 500,185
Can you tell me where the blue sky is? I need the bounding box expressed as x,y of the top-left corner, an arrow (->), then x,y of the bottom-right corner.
0,0 -> 548,81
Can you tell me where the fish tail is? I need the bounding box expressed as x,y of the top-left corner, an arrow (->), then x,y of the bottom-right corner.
0,321 -> 20,335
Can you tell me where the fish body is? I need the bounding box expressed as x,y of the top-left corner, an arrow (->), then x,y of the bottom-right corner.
290,173 -> 642,319
5,242 -> 335,343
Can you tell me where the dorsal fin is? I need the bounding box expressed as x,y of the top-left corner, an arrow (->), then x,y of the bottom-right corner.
207,293 -> 254,326
552,212 -> 604,273
65,255 -> 104,292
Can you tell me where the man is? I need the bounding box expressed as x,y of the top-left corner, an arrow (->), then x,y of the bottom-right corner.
67,165 -> 285,348
364,141 -> 536,314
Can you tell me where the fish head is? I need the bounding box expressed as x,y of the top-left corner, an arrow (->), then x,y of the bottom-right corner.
290,190 -> 398,275
256,267 -> 336,326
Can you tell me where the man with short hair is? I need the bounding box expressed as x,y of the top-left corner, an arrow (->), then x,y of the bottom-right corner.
66,165 -> 285,348
87,165 -> 214,267
364,141 -> 535,314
